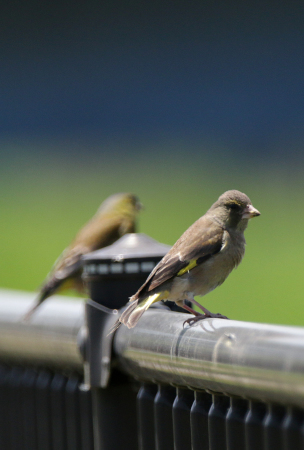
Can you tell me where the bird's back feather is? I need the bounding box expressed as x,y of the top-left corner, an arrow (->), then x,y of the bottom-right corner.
131,215 -> 223,300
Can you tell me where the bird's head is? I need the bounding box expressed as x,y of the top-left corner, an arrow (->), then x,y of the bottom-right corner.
98,193 -> 143,217
210,190 -> 260,231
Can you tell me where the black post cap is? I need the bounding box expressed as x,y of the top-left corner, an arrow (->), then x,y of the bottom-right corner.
82,233 -> 171,309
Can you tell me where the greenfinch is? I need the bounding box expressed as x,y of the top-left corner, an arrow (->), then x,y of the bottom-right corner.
24,193 -> 142,320
114,190 -> 260,330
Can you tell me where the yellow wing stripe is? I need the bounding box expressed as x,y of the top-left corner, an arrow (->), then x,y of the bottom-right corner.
177,259 -> 198,276
135,290 -> 170,312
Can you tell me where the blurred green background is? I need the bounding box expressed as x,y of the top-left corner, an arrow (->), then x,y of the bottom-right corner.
1,0 -> 304,326
1,139 -> 304,326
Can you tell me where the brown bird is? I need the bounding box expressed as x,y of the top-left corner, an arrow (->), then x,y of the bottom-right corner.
113,190 -> 260,331
24,193 -> 142,320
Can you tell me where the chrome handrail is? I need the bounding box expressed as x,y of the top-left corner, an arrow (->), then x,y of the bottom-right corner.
114,308 -> 304,407
0,289 -> 84,371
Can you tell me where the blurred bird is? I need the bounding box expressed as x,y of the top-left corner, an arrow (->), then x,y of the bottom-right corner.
23,193 -> 142,320
113,190 -> 260,331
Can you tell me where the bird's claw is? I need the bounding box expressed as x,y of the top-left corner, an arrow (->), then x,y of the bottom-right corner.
183,312 -> 229,327
183,314 -> 206,327
211,312 -> 229,320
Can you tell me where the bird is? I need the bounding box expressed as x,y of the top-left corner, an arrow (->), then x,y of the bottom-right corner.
23,193 -> 142,320
113,190 -> 260,331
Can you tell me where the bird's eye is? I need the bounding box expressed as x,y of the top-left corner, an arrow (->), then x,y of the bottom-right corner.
229,203 -> 240,210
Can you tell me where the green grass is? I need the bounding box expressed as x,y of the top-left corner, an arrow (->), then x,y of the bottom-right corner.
1,138 -> 304,326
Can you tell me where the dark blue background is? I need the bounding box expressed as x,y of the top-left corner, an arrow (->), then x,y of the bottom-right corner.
1,0 -> 304,152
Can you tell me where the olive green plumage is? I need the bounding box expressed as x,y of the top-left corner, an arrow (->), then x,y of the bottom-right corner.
115,190 -> 260,330
24,193 -> 142,320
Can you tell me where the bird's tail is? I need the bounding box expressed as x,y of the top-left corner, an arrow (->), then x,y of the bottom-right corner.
21,292 -> 48,322
108,291 -> 169,335
21,277 -> 69,322
123,291 -> 169,329
107,299 -> 138,335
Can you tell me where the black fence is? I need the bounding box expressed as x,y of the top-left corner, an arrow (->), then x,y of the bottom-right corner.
1,366 -> 303,450
136,383 -> 304,450
0,365 -> 93,450
1,288 -> 304,450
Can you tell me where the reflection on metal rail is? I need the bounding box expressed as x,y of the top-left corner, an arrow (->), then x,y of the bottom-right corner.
0,288 -> 84,371
114,308 -> 304,408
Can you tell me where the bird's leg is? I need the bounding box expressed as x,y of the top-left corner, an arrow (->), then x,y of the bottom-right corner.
191,298 -> 229,319
180,300 -> 205,327
181,302 -> 201,317
183,298 -> 229,327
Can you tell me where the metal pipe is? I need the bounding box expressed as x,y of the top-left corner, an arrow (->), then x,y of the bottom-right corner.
114,309 -> 304,407
0,289 -> 84,371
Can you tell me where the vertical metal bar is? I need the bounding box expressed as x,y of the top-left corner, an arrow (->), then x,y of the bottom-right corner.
22,369 -> 38,450
65,376 -> 82,450
91,380 -> 138,450
208,394 -> 230,450
154,384 -> 175,450
50,373 -> 67,450
226,397 -> 248,450
35,370 -> 53,450
79,383 -> 94,450
8,367 -> 24,450
137,383 -> 157,450
282,407 -> 304,450
0,366 -> 10,449
245,401 -> 267,450
190,391 -> 212,450
172,387 -> 194,450
264,404 -> 285,450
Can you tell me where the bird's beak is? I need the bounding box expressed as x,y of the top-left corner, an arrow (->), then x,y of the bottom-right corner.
136,202 -> 144,211
242,204 -> 261,219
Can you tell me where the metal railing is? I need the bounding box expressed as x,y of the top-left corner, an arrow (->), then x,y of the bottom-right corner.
1,288 -> 304,449
114,309 -> 304,407
0,289 -> 93,450
114,309 -> 304,450
0,289 -> 84,371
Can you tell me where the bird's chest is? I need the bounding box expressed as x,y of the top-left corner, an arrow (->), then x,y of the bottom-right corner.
182,231 -> 245,296
219,230 -> 245,268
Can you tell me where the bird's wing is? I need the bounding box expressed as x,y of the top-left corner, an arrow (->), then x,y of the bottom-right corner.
133,216 -> 224,298
49,245 -> 89,281
72,213 -> 135,250
40,214 -> 130,295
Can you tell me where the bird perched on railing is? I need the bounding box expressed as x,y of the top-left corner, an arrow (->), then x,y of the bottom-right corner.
112,190 -> 260,331
23,193 -> 142,320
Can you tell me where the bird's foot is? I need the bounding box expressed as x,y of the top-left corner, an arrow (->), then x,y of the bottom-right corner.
183,310 -> 229,327
190,300 -> 229,320
203,311 -> 229,320
183,314 -> 205,327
